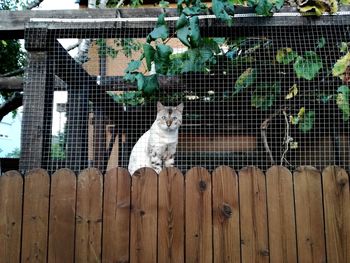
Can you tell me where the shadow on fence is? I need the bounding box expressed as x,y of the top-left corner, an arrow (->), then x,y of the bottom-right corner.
0,165 -> 349,263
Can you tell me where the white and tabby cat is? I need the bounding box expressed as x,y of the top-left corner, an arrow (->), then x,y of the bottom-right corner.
128,101 -> 184,175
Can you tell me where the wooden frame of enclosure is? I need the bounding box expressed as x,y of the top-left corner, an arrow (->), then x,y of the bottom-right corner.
1,7 -> 349,172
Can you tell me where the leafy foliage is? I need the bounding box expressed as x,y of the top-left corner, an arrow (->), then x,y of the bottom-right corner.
336,85 -> 349,121
293,51 -> 322,80
234,68 -> 256,95
248,0 -> 284,16
276,48 -> 298,65
332,52 -> 350,79
251,82 -> 280,110
298,0 -> 338,16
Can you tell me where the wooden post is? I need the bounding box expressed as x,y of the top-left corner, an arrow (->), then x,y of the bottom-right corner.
20,27 -> 54,172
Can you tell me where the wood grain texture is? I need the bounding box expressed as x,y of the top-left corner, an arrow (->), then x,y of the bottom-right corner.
266,166 -> 297,263
185,167 -> 212,263
239,166 -> 269,263
102,167 -> 131,263
75,168 -> 103,263
322,166 -> 350,263
0,170 -> 23,263
212,166 -> 240,263
158,168 -> 184,263
48,168 -> 77,263
21,168 -> 50,263
294,166 -> 326,263
130,168 -> 158,263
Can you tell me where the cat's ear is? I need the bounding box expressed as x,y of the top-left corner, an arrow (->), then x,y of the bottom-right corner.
176,103 -> 184,113
157,101 -> 165,112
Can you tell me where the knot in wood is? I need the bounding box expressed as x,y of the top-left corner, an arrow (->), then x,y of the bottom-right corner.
222,203 -> 232,218
199,180 -> 207,191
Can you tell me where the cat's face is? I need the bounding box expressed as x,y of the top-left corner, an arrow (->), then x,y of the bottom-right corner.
156,102 -> 184,131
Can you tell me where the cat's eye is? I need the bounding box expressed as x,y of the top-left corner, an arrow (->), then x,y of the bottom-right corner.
161,116 -> 166,120
173,117 -> 177,120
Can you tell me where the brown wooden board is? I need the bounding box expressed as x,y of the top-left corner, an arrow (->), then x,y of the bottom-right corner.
185,167 -> 212,263
294,166 -> 326,263
212,166 -> 240,263
75,168 -> 103,262
130,168 -> 158,263
239,166 -> 269,263
266,166 -> 297,263
102,167 -> 131,263
48,168 -> 77,263
158,168 -> 184,263
322,166 -> 350,263
21,168 -> 50,263
0,170 -> 23,263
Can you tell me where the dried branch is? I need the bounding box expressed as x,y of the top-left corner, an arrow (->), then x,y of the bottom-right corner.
260,107 -> 287,165
281,110 -> 293,166
0,68 -> 24,78
0,92 -> 23,122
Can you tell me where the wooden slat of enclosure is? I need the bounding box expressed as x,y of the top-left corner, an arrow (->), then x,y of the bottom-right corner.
75,168 -> 103,263
323,166 -> 350,263
21,168 -> 50,263
294,166 -> 326,263
48,168 -> 77,263
239,166 -> 269,263
0,171 -> 23,263
185,167 -> 212,263
158,168 -> 184,263
102,167 -> 131,263
266,166 -> 297,263
130,168 -> 158,263
212,166 -> 240,263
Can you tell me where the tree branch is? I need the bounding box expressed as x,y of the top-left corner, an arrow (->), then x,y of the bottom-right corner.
0,68 -> 24,77
0,92 -> 23,122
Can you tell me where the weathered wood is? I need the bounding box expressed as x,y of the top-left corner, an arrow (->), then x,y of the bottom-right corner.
294,166 -> 326,263
19,50 -> 54,171
212,166 -> 240,263
0,171 -> 23,263
130,168 -> 158,263
323,166 -> 350,263
185,167 -> 212,263
266,166 -> 297,263
21,168 -> 50,263
48,168 -> 77,263
158,168 -> 184,263
239,166 -> 269,263
75,168 -> 103,263
102,167 -> 131,263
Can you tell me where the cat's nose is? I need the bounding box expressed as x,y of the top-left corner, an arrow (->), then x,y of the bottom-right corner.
166,120 -> 172,127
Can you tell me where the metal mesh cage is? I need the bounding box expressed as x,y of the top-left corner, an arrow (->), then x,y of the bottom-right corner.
21,15 -> 350,174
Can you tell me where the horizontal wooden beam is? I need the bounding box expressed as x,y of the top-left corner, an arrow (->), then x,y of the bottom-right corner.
0,76 -> 23,91
2,7 -> 350,39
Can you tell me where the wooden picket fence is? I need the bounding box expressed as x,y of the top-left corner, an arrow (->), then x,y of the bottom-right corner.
0,165 -> 349,263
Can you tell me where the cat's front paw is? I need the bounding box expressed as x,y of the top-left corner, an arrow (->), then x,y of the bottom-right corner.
153,166 -> 162,174
164,158 -> 174,167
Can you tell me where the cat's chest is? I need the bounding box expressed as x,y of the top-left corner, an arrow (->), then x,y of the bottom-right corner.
149,130 -> 178,145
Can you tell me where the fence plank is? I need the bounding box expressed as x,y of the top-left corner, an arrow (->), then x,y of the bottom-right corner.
21,168 -> 50,263
48,168 -> 76,263
212,166 -> 240,263
130,168 -> 158,263
266,166 -> 297,263
185,167 -> 212,263
75,168 -> 103,262
0,171 -> 23,263
158,168 -> 184,263
294,166 -> 326,263
239,166 -> 269,263
102,167 -> 131,263
323,166 -> 350,263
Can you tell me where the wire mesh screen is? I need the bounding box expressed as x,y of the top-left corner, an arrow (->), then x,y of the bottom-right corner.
22,17 -> 350,173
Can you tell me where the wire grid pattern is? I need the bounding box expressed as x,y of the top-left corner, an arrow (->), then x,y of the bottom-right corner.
22,18 -> 350,173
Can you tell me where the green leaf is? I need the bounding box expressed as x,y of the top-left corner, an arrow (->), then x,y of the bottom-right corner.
234,68 -> 256,95
189,16 -> 201,47
340,42 -> 348,54
316,37 -> 326,49
251,82 -> 280,110
124,60 -> 141,73
212,0 -> 234,25
155,44 -> 173,74
147,14 -> 169,43
248,0 -> 284,16
143,43 -> 156,71
159,0 -> 170,7
107,91 -> 145,106
176,15 -> 201,48
293,51 -> 322,80
336,85 -> 349,121
299,110 -> 315,132
135,73 -> 159,96
332,52 -> 350,78
285,84 -> 298,99
276,48 -> 298,64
